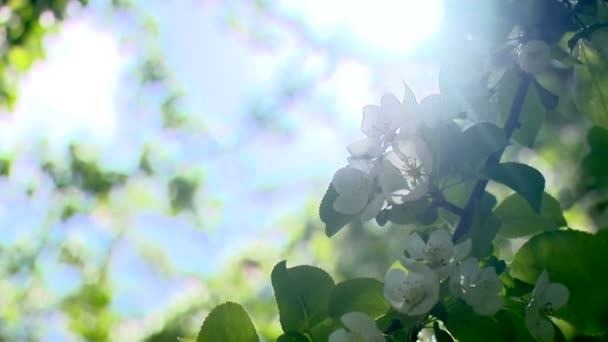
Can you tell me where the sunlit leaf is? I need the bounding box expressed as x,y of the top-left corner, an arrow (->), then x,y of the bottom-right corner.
573,40 -> 608,129
482,162 -> 545,212
271,261 -> 334,336
328,278 -> 388,319
196,302 -> 259,342
495,192 -> 566,238
511,230 -> 608,335
497,68 -> 546,147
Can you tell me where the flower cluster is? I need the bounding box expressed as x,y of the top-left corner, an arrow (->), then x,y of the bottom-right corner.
384,228 -> 503,317
331,86 -> 434,221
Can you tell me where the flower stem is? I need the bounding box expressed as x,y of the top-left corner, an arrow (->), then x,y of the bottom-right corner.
452,71 -> 532,242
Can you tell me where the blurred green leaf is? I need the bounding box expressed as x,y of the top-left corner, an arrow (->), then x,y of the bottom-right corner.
482,162 -> 545,213
497,68 -> 546,147
511,230 -> 608,335
328,278 -> 388,319
276,332 -> 309,342
495,192 -> 566,238
271,261 -> 334,336
196,302 -> 259,342
573,40 -> 608,129
319,184 -> 355,237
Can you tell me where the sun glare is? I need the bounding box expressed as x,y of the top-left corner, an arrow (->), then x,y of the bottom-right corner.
282,0 -> 443,55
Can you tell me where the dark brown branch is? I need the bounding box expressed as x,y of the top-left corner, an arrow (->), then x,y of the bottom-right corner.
452,72 -> 532,242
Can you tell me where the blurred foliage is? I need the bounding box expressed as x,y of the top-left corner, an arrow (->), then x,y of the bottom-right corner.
0,0 -> 608,341
0,0 -> 88,108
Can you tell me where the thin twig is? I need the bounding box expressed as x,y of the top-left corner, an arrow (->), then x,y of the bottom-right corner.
452,72 -> 532,242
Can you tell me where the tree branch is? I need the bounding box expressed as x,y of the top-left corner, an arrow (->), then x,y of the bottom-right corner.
452,71 -> 532,242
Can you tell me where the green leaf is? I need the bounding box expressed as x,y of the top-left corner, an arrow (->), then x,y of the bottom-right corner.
510,230 -> 608,335
458,122 -> 507,164
196,302 -> 259,342
444,302 -> 533,342
497,68 -> 546,147
495,192 -> 566,238
319,184 -> 356,237
276,332 -> 309,342
582,126 -> 608,190
328,278 -> 389,319
573,40 -> 608,129
389,198 -> 430,224
482,162 -> 545,213
271,261 -> 335,335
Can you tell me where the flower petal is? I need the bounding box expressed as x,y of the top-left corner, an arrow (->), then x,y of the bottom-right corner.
328,328 -> 354,342
532,270 -> 550,299
472,294 -> 503,316
459,258 -> 480,279
480,268 -> 504,294
361,193 -> 385,221
347,157 -> 374,173
384,268 -> 408,308
428,229 -> 453,251
453,239 -> 472,261
525,307 -> 555,342
404,233 -> 426,260
410,268 -> 439,316
347,137 -> 383,158
378,153 -> 410,205
381,93 -> 406,132
331,167 -> 371,196
401,82 -> 418,110
361,104 -> 383,137
341,312 -> 383,340
333,194 -> 369,215
415,138 -> 434,174
542,283 -> 569,309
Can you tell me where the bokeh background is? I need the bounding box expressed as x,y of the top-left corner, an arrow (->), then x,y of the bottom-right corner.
0,0 -> 599,341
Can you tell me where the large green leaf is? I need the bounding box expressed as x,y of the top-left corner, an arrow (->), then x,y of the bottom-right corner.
574,40 -> 608,129
444,301 -> 533,342
328,278 -> 389,319
459,122 -> 507,164
319,184 -> 356,237
495,192 -> 567,238
582,126 -> 608,190
510,230 -> 608,335
496,68 -> 546,148
196,302 -> 259,342
482,162 -> 545,213
271,261 -> 335,336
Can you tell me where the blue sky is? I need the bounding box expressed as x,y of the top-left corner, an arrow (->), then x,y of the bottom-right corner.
0,0 -> 444,339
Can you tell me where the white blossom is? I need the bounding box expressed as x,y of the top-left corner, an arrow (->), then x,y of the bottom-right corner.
518,40 -> 551,75
379,137 -> 432,205
525,270 -> 569,342
402,229 -> 471,278
347,137 -> 383,159
449,258 -> 503,316
384,262 -> 439,316
329,312 -> 384,342
361,93 -> 406,138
